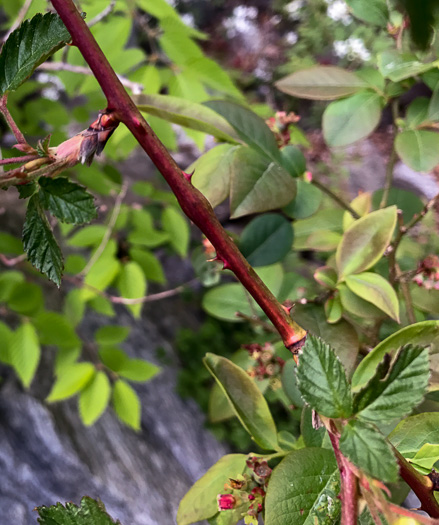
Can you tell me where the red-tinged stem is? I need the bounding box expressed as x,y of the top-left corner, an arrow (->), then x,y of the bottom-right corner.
50,0 -> 307,352
394,449 -> 439,519
328,431 -> 358,525
0,95 -> 27,144
0,155 -> 38,166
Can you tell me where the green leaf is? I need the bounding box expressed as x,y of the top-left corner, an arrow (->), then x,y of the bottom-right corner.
336,206 -> 397,278
127,209 -> 170,248
353,321 -> 439,389
283,180 -> 322,220
0,12 -> 71,95
79,371 -> 111,426
339,420 -> 398,482
64,289 -> 86,327
82,254 -> 121,301
371,188 -> 423,223
395,130 -> 439,172
389,413 -> 439,457
0,232 -> 23,255
294,303 -> 359,376
378,51 -> 434,82
10,322 -> 40,388
240,214 -> 293,267
204,353 -> 278,450
177,454 -> 247,525
117,261 -> 147,318
282,360 -> 304,408
345,272 -> 400,321
342,192 -> 372,231
338,282 -> 384,319
36,496 -> 120,525
47,363 -> 95,402
7,281 -> 43,316
405,97 -> 430,128
0,321 -> 13,365
314,266 -> 337,289
296,335 -> 352,418
17,182 -> 37,199
325,295 -> 342,324
55,347 -> 81,375
409,443 -> 439,472
275,66 -> 367,100
32,311 -> 80,348
189,144 -> 238,208
118,359 -> 160,383
22,194 -> 64,286
428,83 -> 439,121
264,448 -> 340,525
301,406 -> 326,448
230,147 -> 296,219
323,91 -> 383,147
99,347 -> 128,372
134,93 -> 239,142
39,177 -> 97,224
0,270 -> 24,302
353,345 -> 429,422
279,145 -> 306,177
95,325 -> 130,346
345,0 -> 388,25
162,206 -> 190,257
129,248 -> 166,284
112,379 -> 141,431
204,100 -> 281,164
67,225 -> 107,247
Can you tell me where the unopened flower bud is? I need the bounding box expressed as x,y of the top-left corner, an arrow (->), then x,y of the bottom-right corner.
217,494 -> 236,511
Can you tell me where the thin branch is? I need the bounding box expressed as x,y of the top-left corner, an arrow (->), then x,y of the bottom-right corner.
65,274 -> 198,304
395,448 -> 439,519
50,0 -> 307,353
379,145 -> 397,209
0,95 -> 27,145
37,62 -> 144,94
0,254 -> 27,267
311,179 -> 360,219
80,183 -> 128,276
1,0 -> 33,44
88,0 -> 116,27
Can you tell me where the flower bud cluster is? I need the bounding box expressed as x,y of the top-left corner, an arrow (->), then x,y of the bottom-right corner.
413,255 -> 439,290
266,111 -> 300,147
244,342 -> 285,385
217,456 -> 272,524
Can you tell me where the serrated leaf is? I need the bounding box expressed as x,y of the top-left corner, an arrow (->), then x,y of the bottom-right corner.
118,359 -> 160,382
22,194 -> 64,286
204,100 -> 281,164
10,322 -> 40,388
353,321 -> 439,389
36,496 -> 121,525
118,261 -> 147,318
17,182 -> 37,199
323,91 -> 383,147
47,363 -> 95,402
162,206 -> 190,257
296,335 -> 352,418
112,379 -> 141,430
353,345 -> 429,422
134,93 -> 239,142
79,371 -> 111,426
204,353 -> 279,451
395,130 -> 439,172
39,177 -> 97,224
129,248 -> 166,284
345,272 -> 400,321
336,206 -> 397,278
389,413 -> 439,461
264,448 -> 340,525
240,213 -> 293,267
177,454 -> 247,525
275,65 -> 367,100
99,346 -> 128,372
0,12 -> 72,95
230,147 -> 296,219
339,420 -> 398,482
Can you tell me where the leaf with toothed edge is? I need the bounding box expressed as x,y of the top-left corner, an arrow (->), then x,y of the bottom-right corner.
0,13 -> 73,95
22,194 -> 64,286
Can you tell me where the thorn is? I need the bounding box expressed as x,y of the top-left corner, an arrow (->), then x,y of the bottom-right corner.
183,170 -> 194,183
222,260 -> 232,271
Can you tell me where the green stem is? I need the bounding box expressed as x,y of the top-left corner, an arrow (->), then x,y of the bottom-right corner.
311,179 -> 360,219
